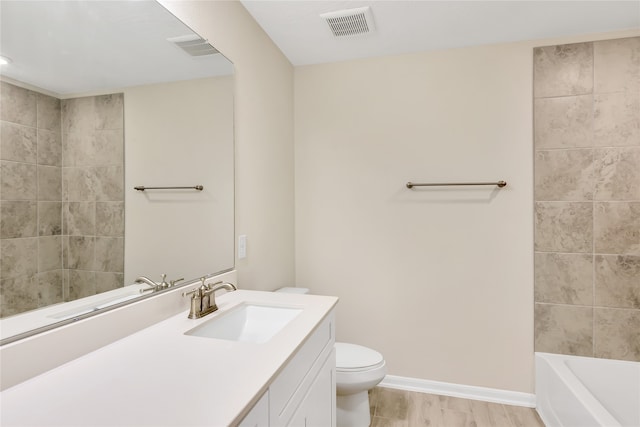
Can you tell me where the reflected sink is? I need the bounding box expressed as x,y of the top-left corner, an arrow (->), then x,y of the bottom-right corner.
184,303 -> 303,343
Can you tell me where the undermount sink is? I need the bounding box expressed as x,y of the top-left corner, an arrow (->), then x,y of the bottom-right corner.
184,303 -> 303,343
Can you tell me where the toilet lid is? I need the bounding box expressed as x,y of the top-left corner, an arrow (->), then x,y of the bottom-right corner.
335,342 -> 384,370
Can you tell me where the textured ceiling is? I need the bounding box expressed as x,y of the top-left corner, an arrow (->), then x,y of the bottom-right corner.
240,1 -> 640,66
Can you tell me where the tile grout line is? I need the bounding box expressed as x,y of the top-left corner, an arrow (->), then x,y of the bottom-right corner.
591,42 -> 596,359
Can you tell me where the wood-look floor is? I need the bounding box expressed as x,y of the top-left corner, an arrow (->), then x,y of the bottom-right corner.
369,387 -> 545,427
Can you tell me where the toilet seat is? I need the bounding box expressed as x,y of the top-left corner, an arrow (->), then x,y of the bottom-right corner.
336,342 -> 385,372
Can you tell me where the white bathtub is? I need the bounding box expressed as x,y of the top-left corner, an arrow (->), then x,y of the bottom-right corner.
536,352 -> 640,427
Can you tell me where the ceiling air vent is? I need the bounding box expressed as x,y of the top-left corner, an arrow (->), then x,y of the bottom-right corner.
167,35 -> 219,57
320,6 -> 375,38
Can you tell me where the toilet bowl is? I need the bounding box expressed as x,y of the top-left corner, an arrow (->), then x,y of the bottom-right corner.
335,342 -> 387,427
276,287 -> 387,427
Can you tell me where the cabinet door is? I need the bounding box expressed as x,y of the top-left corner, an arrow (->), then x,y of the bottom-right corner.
288,349 -> 336,427
238,391 -> 269,427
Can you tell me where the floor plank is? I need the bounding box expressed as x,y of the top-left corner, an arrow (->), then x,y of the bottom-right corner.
370,387 -> 545,427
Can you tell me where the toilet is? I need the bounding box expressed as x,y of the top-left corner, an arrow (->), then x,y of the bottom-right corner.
276,287 -> 387,427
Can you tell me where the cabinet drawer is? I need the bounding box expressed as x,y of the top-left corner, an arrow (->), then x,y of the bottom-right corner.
269,312 -> 335,426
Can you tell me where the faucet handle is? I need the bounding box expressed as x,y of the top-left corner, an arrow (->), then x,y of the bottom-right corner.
170,277 -> 184,287
182,287 -> 201,297
159,273 -> 169,289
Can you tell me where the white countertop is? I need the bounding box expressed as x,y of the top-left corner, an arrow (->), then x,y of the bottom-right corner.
0,283 -> 151,340
0,290 -> 338,426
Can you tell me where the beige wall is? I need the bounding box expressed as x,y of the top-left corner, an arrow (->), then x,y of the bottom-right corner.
159,0 -> 295,291
295,29 -> 639,393
533,37 -> 640,362
124,77 -> 234,285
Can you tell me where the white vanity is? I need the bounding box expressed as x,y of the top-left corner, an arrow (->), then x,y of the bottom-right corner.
0,290 -> 338,426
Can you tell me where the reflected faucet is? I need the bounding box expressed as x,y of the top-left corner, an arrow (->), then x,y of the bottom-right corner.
136,274 -> 186,293
136,276 -> 161,293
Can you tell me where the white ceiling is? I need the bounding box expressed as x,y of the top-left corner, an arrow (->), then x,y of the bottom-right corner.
0,1 -> 233,96
240,1 -> 640,66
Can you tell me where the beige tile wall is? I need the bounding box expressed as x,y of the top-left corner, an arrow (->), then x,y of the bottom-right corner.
61,93 -> 124,301
1,81 -> 64,316
0,82 -> 124,317
533,37 -> 640,362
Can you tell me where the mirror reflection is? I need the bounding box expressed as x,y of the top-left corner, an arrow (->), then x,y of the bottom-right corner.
0,1 -> 234,342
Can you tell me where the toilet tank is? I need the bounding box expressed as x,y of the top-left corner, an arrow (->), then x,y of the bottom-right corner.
275,287 -> 310,294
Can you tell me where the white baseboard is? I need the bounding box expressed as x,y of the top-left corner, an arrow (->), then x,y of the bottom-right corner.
379,375 -> 536,408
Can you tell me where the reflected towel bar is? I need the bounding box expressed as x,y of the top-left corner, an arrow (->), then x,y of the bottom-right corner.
134,185 -> 204,191
406,181 -> 506,189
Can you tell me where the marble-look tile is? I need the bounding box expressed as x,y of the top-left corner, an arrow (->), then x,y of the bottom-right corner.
594,308 -> 640,361
37,270 -> 64,307
534,303 -> 593,356
62,270 -> 69,301
64,202 -> 95,236
0,238 -> 38,279
594,37 -> 640,94
63,131 -> 95,167
36,93 -> 61,132
38,236 -> 62,272
37,165 -> 62,201
376,388 -> 409,420
594,91 -> 640,147
94,166 -> 124,201
595,255 -> 640,309
96,202 -> 124,236
93,129 -> 124,167
534,43 -> 593,98
61,96 -> 95,135
95,94 -> 124,130
0,201 -> 37,238
66,269 -> 96,301
0,275 -> 38,316
593,147 -> 640,200
0,121 -> 37,163
63,167 -> 95,201
95,237 -> 124,272
37,129 -> 62,166
534,202 -> 593,253
534,95 -> 593,149
64,236 -> 94,270
0,82 -> 36,127
594,202 -> 640,254
95,272 -> 124,294
1,161 -> 37,200
38,201 -> 62,236
535,252 -> 593,305
535,149 -> 593,201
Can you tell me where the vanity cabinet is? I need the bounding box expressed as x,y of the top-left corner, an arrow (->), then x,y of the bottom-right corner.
238,310 -> 335,427
0,291 -> 338,427
238,391 -> 269,427
288,349 -> 335,427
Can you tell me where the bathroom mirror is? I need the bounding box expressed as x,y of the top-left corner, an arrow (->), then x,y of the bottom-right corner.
0,1 -> 234,343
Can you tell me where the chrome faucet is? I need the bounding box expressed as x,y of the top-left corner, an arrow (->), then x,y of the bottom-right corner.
182,278 -> 237,319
